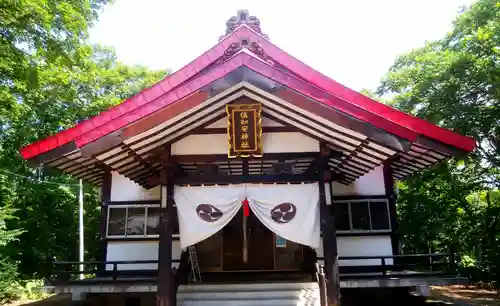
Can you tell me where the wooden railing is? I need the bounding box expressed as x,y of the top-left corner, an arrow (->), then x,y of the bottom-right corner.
50,252 -> 458,286
51,252 -> 191,305
51,258 -> 184,283
51,259 -> 162,283
314,261 -> 328,306
317,252 -> 458,279
171,251 -> 190,306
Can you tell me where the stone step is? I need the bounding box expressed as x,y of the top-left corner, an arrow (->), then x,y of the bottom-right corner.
178,282 -> 319,293
178,288 -> 319,300
177,282 -> 320,306
179,299 -> 319,306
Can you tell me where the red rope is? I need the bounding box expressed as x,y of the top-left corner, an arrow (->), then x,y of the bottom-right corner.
242,197 -> 250,217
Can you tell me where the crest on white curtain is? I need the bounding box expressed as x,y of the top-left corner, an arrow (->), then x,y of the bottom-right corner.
247,183 -> 320,248
270,203 -> 297,223
174,183 -> 320,249
174,185 -> 245,248
195,204 -> 223,222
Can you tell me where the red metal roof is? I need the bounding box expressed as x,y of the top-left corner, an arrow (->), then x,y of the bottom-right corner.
20,25 -> 475,160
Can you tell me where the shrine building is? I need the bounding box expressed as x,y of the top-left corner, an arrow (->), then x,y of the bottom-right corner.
20,10 -> 476,306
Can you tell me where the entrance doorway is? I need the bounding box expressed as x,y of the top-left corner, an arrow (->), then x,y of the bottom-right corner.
194,210 -> 304,272
223,210 -> 274,270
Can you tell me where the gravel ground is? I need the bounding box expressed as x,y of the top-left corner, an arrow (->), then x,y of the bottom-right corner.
342,286 -> 499,306
429,285 -> 500,306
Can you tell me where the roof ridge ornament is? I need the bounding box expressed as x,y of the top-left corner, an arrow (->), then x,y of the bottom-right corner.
219,9 -> 269,41
215,40 -> 274,67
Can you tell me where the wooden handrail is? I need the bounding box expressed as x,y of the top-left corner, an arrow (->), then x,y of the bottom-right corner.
50,252 -> 458,285
171,251 -> 190,306
315,252 -> 457,279
334,252 -> 450,260
51,259 -> 182,283
54,259 -> 180,265
315,261 -> 327,306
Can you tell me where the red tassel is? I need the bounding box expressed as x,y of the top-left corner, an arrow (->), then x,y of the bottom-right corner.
242,197 -> 250,217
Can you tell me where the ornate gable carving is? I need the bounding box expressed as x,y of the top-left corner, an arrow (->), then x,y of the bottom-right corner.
215,39 -> 274,66
219,9 -> 269,41
215,10 -> 273,66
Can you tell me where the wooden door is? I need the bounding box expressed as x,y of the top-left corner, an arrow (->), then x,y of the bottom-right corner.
222,211 -> 274,270
247,213 -> 274,270
273,236 -> 304,270
195,231 -> 223,272
222,211 -> 245,270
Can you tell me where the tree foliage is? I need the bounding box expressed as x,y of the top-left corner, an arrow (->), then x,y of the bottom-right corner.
378,0 -> 500,282
1,0 -> 498,300
0,0 -> 167,300
0,204 -> 23,302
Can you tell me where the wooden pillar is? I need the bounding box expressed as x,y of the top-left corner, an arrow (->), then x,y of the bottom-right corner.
97,171 -> 111,276
157,183 -> 174,306
319,179 -> 341,305
383,161 -> 399,255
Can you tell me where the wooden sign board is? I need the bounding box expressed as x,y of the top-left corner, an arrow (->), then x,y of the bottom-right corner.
227,103 -> 263,158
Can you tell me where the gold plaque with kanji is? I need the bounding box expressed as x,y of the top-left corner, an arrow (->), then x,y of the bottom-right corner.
227,103 -> 262,158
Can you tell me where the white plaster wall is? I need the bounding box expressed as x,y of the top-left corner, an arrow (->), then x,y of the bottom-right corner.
262,132 -> 319,153
331,165 -> 386,196
106,240 -> 182,270
171,132 -> 319,155
315,236 -> 393,266
206,116 -> 284,128
110,172 -> 160,201
172,134 -> 227,155
106,236 -> 391,270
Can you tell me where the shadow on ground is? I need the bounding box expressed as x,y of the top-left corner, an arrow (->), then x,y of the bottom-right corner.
7,286 -> 500,306
430,285 -> 500,306
5,295 -> 71,306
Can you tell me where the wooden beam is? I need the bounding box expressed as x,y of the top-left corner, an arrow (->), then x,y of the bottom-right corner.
190,126 -> 300,135
97,171 -> 111,276
157,144 -> 174,306
143,145 -> 177,188
150,152 -> 320,164
415,135 -> 463,156
242,159 -> 249,176
320,180 -> 341,305
28,141 -> 78,164
173,172 -> 326,185
383,159 -> 399,255
306,144 -> 340,175
157,184 -> 175,304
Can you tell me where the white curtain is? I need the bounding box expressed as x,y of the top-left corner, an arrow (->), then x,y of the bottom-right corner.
174,185 -> 245,248
247,183 -> 320,248
174,183 -> 320,249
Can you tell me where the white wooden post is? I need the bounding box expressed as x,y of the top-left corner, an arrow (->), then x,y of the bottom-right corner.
79,179 -> 84,280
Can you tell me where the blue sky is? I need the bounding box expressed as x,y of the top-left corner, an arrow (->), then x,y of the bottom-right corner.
89,0 -> 473,91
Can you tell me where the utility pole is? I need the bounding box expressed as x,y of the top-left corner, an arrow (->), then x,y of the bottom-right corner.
79,179 -> 84,280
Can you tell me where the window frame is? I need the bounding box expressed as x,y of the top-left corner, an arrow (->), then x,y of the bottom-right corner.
106,204 -> 180,239
334,199 -> 391,233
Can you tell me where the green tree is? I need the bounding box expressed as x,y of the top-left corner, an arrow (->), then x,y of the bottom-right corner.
378,0 -> 500,281
378,0 -> 499,185
0,200 -> 23,301
1,47 -> 166,280
1,0 -> 109,128
0,0 -> 168,294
